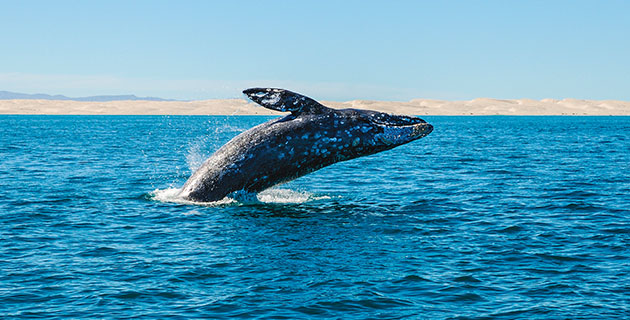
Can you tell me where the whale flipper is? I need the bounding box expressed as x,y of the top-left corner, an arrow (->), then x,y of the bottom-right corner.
243,88 -> 328,115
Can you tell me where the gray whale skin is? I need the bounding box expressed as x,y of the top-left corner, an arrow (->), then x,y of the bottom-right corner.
178,88 -> 433,202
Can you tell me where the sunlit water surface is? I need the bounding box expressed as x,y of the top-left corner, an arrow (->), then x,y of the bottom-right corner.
1,115 -> 629,319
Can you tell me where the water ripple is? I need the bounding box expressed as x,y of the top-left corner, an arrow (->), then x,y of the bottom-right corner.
0,116 -> 629,319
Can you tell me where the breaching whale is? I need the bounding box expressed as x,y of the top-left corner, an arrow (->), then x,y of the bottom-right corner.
178,88 -> 433,202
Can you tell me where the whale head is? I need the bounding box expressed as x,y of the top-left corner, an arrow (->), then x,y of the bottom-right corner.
333,109 -> 433,158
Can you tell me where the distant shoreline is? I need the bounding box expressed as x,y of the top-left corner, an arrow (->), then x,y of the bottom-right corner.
1,98 -> 628,116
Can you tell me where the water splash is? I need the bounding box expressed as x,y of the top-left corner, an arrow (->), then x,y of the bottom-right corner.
148,187 -> 329,207
257,188 -> 331,203
149,187 -> 236,206
185,139 -> 211,173
184,120 -> 252,173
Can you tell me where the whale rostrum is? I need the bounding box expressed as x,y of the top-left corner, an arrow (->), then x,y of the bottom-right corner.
178,88 -> 433,202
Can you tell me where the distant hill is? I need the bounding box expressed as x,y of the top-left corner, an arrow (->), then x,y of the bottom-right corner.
0,90 -> 175,102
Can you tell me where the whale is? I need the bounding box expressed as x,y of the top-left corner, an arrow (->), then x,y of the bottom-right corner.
178,88 -> 433,202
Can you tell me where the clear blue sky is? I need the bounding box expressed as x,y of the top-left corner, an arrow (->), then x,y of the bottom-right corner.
1,0 -> 628,100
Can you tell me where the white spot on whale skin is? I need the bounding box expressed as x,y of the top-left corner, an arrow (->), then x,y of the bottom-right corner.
352,137 -> 361,147
261,93 -> 281,105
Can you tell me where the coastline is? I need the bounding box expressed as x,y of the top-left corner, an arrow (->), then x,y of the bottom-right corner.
0,98 -> 628,116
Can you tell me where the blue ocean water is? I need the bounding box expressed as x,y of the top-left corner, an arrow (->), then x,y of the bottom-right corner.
1,115 -> 629,319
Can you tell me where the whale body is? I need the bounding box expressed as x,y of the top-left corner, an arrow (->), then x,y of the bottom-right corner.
178,88 -> 433,202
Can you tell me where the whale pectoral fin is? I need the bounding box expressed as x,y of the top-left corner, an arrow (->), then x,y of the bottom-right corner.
243,88 -> 328,114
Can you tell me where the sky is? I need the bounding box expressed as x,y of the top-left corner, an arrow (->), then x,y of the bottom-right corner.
1,0 -> 629,101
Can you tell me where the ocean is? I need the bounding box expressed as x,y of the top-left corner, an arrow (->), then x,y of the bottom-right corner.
1,115 -> 629,319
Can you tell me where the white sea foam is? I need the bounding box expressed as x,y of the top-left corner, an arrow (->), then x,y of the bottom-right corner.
256,188 -> 330,204
149,187 -> 329,207
149,187 -> 235,206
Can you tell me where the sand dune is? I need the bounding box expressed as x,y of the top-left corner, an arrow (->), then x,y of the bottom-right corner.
0,98 -> 628,115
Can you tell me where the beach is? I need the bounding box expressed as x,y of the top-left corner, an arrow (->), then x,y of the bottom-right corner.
1,98 -> 629,115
